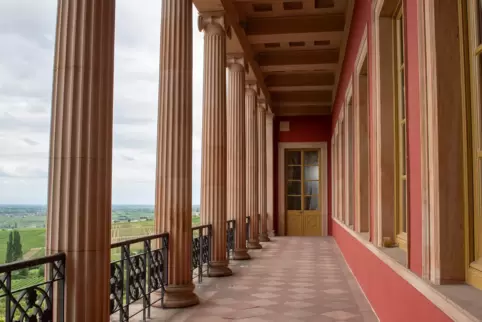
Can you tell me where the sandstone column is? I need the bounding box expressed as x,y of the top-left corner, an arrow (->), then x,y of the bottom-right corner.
227,56 -> 251,260
154,0 -> 199,308
266,109 -> 275,237
246,83 -> 262,249
46,1 -> 115,320
199,14 -> 232,277
258,100 -> 270,242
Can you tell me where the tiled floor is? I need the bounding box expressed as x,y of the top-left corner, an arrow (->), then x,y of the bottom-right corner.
133,237 -> 378,321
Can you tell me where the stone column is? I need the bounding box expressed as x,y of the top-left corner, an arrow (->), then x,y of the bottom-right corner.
227,56 -> 251,260
266,109 -> 275,237
246,83 -> 262,249
199,14 -> 232,277
258,100 -> 270,242
46,1 -> 115,320
154,0 -> 199,308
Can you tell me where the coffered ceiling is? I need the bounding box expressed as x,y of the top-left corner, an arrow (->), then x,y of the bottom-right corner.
193,0 -> 354,116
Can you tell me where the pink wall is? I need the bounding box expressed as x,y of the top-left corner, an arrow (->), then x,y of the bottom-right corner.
333,222 -> 451,322
330,0 -> 423,272
404,0 -> 423,275
273,115 -> 332,235
329,0 -> 430,319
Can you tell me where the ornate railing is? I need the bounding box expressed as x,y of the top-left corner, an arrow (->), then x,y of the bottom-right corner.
0,253 -> 66,322
191,225 -> 211,283
246,216 -> 251,243
226,220 -> 236,259
110,233 -> 169,322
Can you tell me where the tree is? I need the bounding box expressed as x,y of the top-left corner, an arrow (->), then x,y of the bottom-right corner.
5,231 -> 13,263
12,230 -> 23,262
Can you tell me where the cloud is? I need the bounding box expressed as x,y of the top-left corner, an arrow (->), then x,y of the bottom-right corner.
0,0 -> 204,205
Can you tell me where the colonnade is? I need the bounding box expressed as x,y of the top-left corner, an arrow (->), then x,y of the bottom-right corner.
45,1 -> 273,320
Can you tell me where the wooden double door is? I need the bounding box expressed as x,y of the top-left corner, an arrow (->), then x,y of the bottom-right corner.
286,149 -> 322,236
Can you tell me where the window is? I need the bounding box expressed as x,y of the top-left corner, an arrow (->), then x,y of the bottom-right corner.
394,4 -> 408,251
467,0 -> 482,290
340,115 -> 345,221
346,98 -> 354,228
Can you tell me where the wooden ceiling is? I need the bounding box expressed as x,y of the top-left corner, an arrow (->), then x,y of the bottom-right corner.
193,0 -> 354,116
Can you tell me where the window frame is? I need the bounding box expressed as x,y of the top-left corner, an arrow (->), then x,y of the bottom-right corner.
467,0 -> 482,290
393,2 -> 408,251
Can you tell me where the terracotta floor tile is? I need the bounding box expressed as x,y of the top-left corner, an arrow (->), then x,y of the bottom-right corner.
140,237 -> 378,322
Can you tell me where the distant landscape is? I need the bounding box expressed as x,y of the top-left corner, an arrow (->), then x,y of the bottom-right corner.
0,204 -> 201,319
0,204 -> 202,265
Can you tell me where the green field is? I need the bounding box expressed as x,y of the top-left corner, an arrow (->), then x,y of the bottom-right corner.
0,216 -> 203,320
0,228 -> 46,264
0,217 -> 203,265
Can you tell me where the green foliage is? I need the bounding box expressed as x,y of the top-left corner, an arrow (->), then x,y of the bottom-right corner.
5,231 -> 13,263
38,265 -> 45,277
0,229 -> 45,265
12,230 -> 23,261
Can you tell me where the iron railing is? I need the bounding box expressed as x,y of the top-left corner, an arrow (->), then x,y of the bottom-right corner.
226,220 -> 236,259
246,216 -> 251,243
0,253 -> 66,322
191,225 -> 211,283
110,233 -> 169,322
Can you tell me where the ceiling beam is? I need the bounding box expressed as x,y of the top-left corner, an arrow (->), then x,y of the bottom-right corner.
271,90 -> 332,103
272,105 -> 332,116
244,14 -> 345,35
265,72 -> 335,87
257,49 -> 339,66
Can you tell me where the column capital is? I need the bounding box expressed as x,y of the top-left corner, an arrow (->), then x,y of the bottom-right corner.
198,12 -> 231,37
258,100 -> 267,111
246,82 -> 258,96
266,106 -> 275,119
227,55 -> 249,73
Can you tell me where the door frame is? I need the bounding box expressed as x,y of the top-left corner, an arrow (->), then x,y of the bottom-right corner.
278,142 -> 328,236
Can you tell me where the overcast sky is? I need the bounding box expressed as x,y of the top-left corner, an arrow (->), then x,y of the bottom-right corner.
0,1 -> 204,205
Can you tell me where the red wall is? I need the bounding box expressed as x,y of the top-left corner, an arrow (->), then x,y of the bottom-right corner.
330,0 -> 423,272
333,223 -> 451,322
273,116 -> 332,235
404,0 -> 423,275
328,0 -> 432,319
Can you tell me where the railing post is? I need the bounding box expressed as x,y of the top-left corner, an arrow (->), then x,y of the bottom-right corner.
199,228 -> 203,283
59,258 -> 65,322
144,240 -> 149,320
5,271 -> 11,322
208,226 -> 212,277
123,245 -> 130,320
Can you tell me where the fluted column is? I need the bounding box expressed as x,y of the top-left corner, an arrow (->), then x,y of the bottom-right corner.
46,1 -> 115,320
199,14 -> 232,277
227,56 -> 251,260
258,100 -> 270,242
266,109 -> 275,237
246,84 -> 262,249
154,0 -> 199,308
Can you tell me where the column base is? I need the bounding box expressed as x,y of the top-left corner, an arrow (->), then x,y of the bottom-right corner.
247,240 -> 263,249
208,261 -> 233,277
233,249 -> 251,260
259,233 -> 271,242
156,283 -> 199,309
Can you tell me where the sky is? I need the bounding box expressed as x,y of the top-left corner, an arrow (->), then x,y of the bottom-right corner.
0,1 -> 204,205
